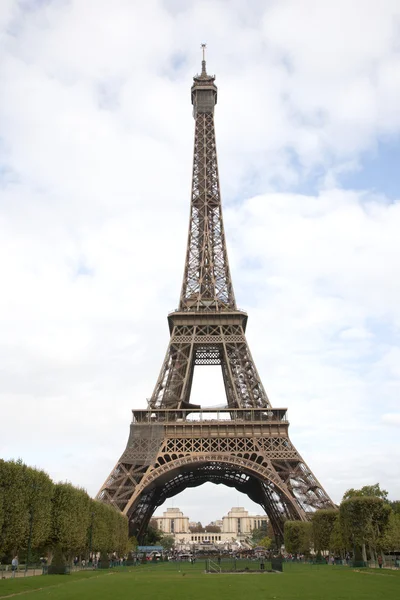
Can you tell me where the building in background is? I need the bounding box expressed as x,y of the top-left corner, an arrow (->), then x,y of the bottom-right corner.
155,507 -> 189,534
209,519 -> 223,529
153,506 -> 268,551
221,507 -> 267,536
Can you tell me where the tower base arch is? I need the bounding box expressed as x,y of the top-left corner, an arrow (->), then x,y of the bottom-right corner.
97,408 -> 335,542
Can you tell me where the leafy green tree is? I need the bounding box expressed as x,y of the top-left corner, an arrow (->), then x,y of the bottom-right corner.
342,484 -> 388,501
108,508 -> 120,553
142,520 -> 162,545
0,459 -> 128,562
91,501 -> 110,553
128,536 -> 138,552
0,487 -> 3,550
0,460 -> 53,559
90,500 -> 128,554
284,521 -> 312,555
340,496 -> 391,558
23,465 -> 54,555
50,483 -> 91,558
329,518 -> 346,555
0,460 -> 30,558
51,543 -> 66,567
99,550 -> 109,568
380,512 -> 400,552
160,535 -> 175,552
258,536 -> 272,549
251,522 -> 268,545
390,501 -> 400,516
312,509 -> 338,552
112,508 -> 129,556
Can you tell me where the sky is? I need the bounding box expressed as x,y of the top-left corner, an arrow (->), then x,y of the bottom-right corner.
1,0 -> 400,525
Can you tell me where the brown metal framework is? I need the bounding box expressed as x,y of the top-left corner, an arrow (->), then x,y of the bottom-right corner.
97,55 -> 335,541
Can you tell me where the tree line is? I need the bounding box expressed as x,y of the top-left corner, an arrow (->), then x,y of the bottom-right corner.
284,484 -> 400,561
0,459 -> 130,563
188,522 -> 221,533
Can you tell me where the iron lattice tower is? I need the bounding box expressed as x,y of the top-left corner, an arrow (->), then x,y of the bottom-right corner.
97,53 -> 335,541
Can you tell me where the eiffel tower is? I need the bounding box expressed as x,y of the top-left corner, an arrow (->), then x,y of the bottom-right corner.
97,49 -> 335,541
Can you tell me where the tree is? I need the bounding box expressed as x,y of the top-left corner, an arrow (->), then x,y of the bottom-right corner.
329,518 -> 346,556
160,535 -> 175,552
390,501 -> 400,516
0,460 -> 54,561
0,460 -> 30,558
51,543 -> 66,567
205,524 -> 221,533
342,484 -> 388,501
258,536 -> 272,549
149,518 -> 159,529
189,522 -> 205,533
112,509 -> 129,556
91,501 -> 111,553
380,512 -> 400,553
0,475 -> 3,551
284,521 -> 312,555
128,536 -> 138,553
266,521 -> 275,539
312,509 -> 338,552
90,500 -> 128,555
0,459 -> 128,562
50,483 -> 91,559
251,523 -> 268,545
340,496 -> 392,560
23,465 -> 54,557
48,543 -> 68,574
143,520 -> 162,545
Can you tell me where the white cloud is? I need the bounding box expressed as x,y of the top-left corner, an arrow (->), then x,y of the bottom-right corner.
339,328 -> 373,341
382,414 -> 400,426
1,0 -> 400,524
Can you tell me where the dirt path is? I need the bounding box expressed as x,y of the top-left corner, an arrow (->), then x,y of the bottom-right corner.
1,570 -> 42,581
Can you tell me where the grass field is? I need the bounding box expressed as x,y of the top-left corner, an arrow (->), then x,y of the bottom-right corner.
1,561 -> 399,600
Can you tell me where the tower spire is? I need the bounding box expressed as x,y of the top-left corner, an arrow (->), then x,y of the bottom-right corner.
201,42 -> 207,76
181,51 -> 235,312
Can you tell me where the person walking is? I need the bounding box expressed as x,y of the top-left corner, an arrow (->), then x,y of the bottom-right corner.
11,557 -> 18,577
378,555 -> 383,569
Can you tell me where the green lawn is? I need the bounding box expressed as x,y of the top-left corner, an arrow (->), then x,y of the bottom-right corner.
1,562 -> 399,600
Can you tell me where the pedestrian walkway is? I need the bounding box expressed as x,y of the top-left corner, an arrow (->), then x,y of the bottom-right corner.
1,567 -> 43,579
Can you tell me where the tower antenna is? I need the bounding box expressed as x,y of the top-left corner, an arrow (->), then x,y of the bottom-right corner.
201,42 -> 207,75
